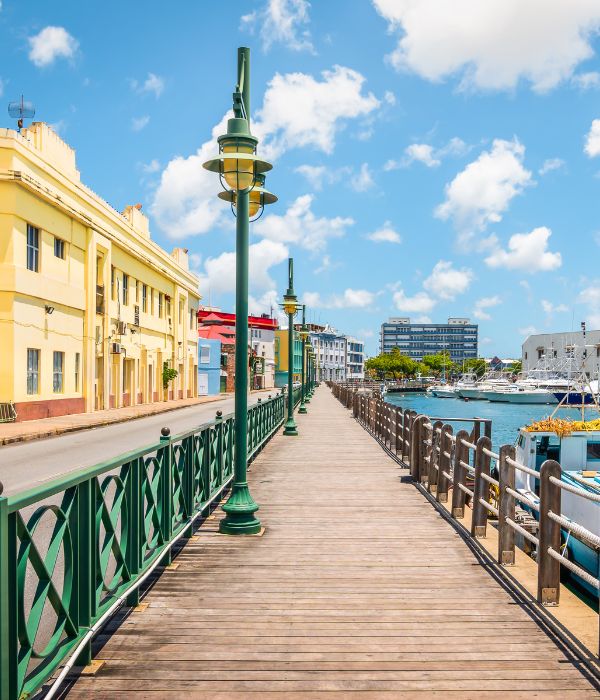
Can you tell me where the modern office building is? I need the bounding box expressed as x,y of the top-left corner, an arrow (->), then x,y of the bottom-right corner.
0,122 -> 200,421
379,317 -> 478,363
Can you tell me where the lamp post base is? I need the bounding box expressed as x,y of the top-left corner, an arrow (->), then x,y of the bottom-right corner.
298,402 -> 308,414
283,417 -> 298,436
219,482 -> 261,535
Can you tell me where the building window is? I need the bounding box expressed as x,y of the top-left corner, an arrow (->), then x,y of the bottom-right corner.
54,237 -> 66,259
149,288 -> 154,315
123,274 -> 129,305
142,284 -> 147,312
158,292 -> 163,318
166,296 -> 171,318
179,299 -> 184,324
53,351 -> 64,393
111,266 -> 115,300
27,348 -> 39,395
200,346 -> 210,363
190,308 -> 196,330
75,352 -> 80,392
26,224 -> 39,272
135,279 -> 139,303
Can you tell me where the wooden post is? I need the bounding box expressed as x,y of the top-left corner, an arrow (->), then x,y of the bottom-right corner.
409,415 -> 424,480
538,459 -> 562,606
471,436 -> 492,538
395,408 -> 403,456
451,430 -> 470,519
497,444 -> 515,566
436,425 -> 452,503
428,420 -> 443,494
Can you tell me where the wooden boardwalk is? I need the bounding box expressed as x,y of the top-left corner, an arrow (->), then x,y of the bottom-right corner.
65,387 -> 600,699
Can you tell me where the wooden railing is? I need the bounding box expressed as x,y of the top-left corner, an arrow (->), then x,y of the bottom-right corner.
331,382 -> 600,653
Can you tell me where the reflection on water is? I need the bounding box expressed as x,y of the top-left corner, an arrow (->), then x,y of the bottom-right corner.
384,392 -> 599,453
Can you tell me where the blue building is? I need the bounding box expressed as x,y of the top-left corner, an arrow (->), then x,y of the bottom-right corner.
197,337 -> 222,396
379,317 -> 478,364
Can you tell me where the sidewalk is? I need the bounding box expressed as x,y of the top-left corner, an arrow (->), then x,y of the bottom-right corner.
0,394 -> 232,446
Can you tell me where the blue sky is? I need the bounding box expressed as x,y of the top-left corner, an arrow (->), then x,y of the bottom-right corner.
3,1 -> 600,357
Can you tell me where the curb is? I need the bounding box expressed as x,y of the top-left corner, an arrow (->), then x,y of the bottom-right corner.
0,395 -> 230,447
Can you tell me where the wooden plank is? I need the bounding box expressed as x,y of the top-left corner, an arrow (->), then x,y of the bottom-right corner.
65,388 -> 599,697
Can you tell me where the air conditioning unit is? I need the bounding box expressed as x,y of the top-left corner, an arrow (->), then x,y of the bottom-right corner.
111,342 -> 122,354
117,321 -> 127,334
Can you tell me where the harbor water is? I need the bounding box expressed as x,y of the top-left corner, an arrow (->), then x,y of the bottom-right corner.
384,392 -> 599,452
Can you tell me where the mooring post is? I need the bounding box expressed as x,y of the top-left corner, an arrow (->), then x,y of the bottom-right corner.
471,436 -> 492,538
497,444 -> 516,565
538,459 -> 562,605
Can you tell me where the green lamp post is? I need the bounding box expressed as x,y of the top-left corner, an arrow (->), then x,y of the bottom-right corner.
281,258 -> 300,436
304,341 -> 312,404
298,306 -> 310,414
203,47 -> 276,535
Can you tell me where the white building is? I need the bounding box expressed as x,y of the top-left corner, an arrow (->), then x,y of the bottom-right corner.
310,325 -> 365,381
522,328 -> 600,376
250,325 -> 276,389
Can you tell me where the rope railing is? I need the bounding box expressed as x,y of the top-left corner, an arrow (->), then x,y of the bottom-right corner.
330,381 -> 600,654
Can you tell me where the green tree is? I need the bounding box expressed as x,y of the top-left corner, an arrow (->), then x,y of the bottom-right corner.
421,351 -> 452,376
463,358 -> 487,377
509,360 -> 522,374
162,362 -> 178,389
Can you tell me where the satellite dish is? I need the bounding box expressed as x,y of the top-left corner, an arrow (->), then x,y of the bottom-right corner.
8,95 -> 35,131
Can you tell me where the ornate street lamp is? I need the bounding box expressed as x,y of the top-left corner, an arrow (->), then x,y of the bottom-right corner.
298,306 -> 310,414
280,258 -> 301,436
202,47 -> 276,535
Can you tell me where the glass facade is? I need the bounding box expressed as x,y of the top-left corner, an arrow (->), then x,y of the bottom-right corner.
380,318 -> 478,362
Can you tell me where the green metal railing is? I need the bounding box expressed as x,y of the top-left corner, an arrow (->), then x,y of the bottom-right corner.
0,393 -> 287,700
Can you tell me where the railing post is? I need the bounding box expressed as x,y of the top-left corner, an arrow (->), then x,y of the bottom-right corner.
471,436 -> 492,538
74,477 -> 94,665
497,444 -> 515,566
159,426 -> 173,566
436,425 -> 452,503
215,410 -> 224,487
126,457 -> 142,606
538,459 -> 562,606
451,430 -> 469,518
394,407 -> 402,456
409,415 -> 426,481
428,420 -> 443,494
0,490 -> 17,700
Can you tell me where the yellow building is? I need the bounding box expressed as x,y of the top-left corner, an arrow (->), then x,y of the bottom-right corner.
274,329 -> 302,388
0,122 -> 200,421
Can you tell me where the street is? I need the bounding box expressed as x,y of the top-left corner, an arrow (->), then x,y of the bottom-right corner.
0,390 -> 274,495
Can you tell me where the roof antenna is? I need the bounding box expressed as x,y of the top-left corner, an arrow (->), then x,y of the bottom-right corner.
8,95 -> 35,132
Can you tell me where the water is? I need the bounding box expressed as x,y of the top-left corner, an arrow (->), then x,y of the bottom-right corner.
384,392 -> 599,452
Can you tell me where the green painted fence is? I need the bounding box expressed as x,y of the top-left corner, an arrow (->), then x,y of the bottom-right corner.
0,393 -> 291,700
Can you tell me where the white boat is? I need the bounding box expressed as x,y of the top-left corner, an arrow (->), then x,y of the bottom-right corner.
428,385 -> 457,398
457,372 -> 512,401
485,386 -> 557,404
515,426 -> 600,598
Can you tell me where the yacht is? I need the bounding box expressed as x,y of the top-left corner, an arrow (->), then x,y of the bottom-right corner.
515,425 -> 600,598
486,386 -> 557,404
457,371 -> 512,400
428,384 -> 457,398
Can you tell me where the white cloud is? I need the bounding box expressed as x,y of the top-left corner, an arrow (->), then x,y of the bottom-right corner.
423,260 -> 473,300
131,72 -> 165,98
383,90 -> 396,105
295,164 -> 353,190
435,139 -> 532,239
413,315 -> 432,323
304,288 -> 376,309
350,163 -> 374,192
151,65 -> 380,238
393,288 -> 436,313
255,65 -> 380,160
519,325 -> 538,337
577,284 -> 600,328
485,226 -> 562,272
573,71 -> 600,89
131,115 -> 150,132
585,119 -> 600,157
28,26 -> 78,67
404,143 -> 440,168
539,158 -> 565,175
359,328 -> 375,338
49,119 -> 66,135
366,221 -> 401,244
384,137 -> 468,171
372,0 -> 600,92
141,159 -> 160,174
254,194 -> 354,252
241,0 -> 313,53
198,239 -> 289,296
473,295 -> 501,320
541,299 -> 569,314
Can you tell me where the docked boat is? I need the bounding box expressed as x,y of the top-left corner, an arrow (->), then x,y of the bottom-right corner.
515,423 -> 600,598
457,371 -> 513,401
485,386 -> 557,404
427,384 -> 457,398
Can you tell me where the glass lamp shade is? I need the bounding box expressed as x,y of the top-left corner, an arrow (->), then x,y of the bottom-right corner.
217,176 -> 278,219
282,295 -> 298,316
222,139 -> 256,190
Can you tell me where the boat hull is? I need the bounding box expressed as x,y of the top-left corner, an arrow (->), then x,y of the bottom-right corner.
430,389 -> 456,398
456,388 -> 484,400
504,391 -> 557,404
553,391 -> 595,405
